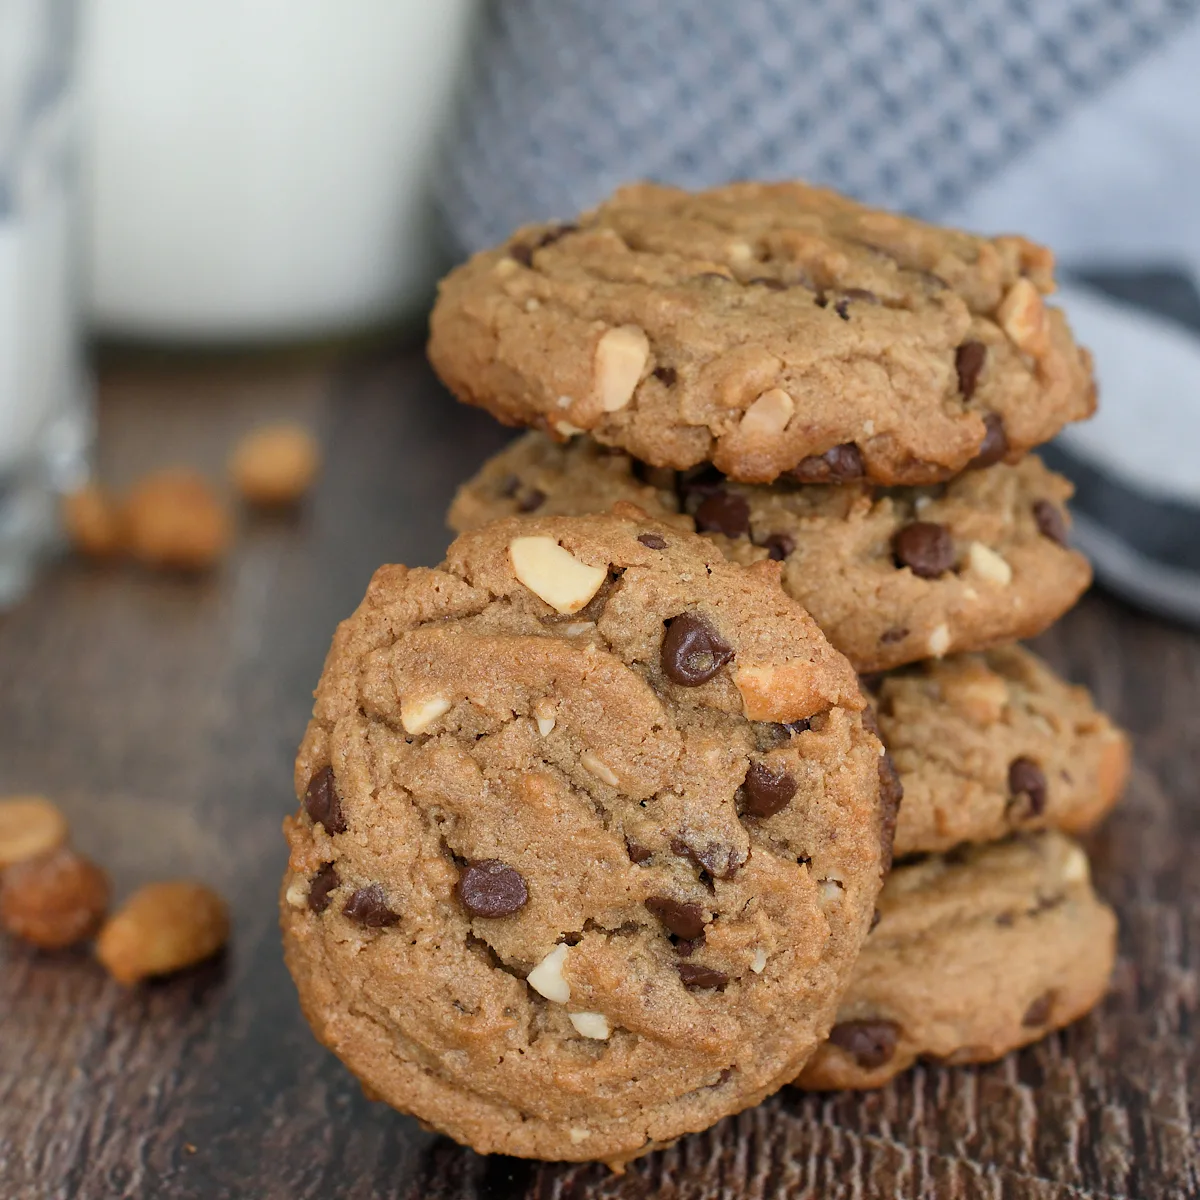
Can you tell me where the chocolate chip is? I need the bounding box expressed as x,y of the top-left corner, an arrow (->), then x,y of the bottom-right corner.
661,614 -> 734,686
858,673 -> 884,694
671,836 -> 746,881
787,444 -> 865,484
675,936 -> 704,957
508,241 -> 534,267
500,474 -> 521,498
677,962 -> 728,989
869,908 -> 882,932
458,860 -> 529,918
677,464 -> 725,504
517,488 -> 546,513
304,766 -> 347,835
645,896 -> 706,940
880,627 -> 909,645
693,490 -> 751,538
535,223 -> 578,250
892,522 -> 955,578
652,365 -> 677,386
828,1019 -> 900,1069
1022,991 -> 1055,1027
842,287 -> 880,304
1034,499 -> 1068,546
638,532 -> 668,550
749,276 -> 788,290
834,299 -> 851,320
1008,757 -> 1047,817
996,911 -> 1016,928
968,412 -> 1008,468
782,717 -> 812,735
307,863 -> 339,914
626,839 -> 652,864
955,341 -> 987,400
761,532 -> 795,561
741,761 -> 797,818
342,884 -> 400,927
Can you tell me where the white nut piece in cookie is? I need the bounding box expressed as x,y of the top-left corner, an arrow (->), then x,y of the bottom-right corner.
593,326 -> 650,413
285,879 -> 308,909
750,948 -> 768,974
966,542 -> 1013,586
401,695 -> 452,735
533,698 -> 557,736
997,278 -> 1049,356
580,751 -> 619,787
739,388 -> 795,438
568,1011 -> 611,1040
509,536 -> 607,614
527,943 -> 571,1003
927,624 -> 952,657
1062,844 -> 1091,885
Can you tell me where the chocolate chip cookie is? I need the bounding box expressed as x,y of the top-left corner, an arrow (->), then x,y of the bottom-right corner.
795,831 -> 1116,1090
429,181 -> 1095,485
873,644 -> 1130,858
449,433 -> 1092,672
281,510 -> 888,1167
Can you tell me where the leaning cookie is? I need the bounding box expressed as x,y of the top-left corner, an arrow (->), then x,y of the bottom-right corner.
429,181 -> 1095,486
875,644 -> 1130,858
282,509 -> 889,1168
795,831 -> 1116,1090
449,433 -> 1091,673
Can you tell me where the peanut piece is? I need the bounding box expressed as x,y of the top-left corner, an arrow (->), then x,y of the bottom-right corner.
592,326 -> 649,413
96,881 -> 229,985
966,541 -> 1013,586
0,795 -> 69,868
401,695 -> 451,735
509,536 -> 606,614
527,943 -> 571,1002
61,485 -> 126,559
0,847 -> 110,949
927,624 -> 952,657
568,1011 -> 610,1039
996,278 -> 1049,356
124,469 -> 232,571
739,388 -> 795,438
229,424 -> 321,507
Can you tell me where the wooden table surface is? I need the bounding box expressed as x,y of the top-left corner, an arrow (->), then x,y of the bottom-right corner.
1,345 -> 1197,1200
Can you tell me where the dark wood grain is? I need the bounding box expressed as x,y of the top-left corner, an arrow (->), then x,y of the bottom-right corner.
1,345 -> 1197,1200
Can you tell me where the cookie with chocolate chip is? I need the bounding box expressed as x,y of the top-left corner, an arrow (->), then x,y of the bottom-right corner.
874,644 -> 1130,857
281,509 -> 887,1167
449,433 -> 1092,672
795,831 -> 1116,1090
429,181 -> 1095,486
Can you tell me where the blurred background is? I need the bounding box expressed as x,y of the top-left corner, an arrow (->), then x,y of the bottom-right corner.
1,0 -> 1198,616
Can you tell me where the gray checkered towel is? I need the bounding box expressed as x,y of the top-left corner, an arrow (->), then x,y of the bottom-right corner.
434,1 -> 1200,626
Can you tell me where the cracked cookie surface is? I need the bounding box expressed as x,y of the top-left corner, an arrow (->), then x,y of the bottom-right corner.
429,181 -> 1095,485
795,831 -> 1116,1089
281,510 -> 887,1166
449,433 -> 1092,672
875,644 -> 1130,857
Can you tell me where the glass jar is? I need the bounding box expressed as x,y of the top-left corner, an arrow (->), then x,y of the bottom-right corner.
0,0 -> 89,607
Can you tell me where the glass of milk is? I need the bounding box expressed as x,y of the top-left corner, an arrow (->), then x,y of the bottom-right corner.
0,0 -> 89,607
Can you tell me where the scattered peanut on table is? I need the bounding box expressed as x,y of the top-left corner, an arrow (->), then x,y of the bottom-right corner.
0,847 -> 110,949
96,881 -> 230,985
228,423 -> 321,507
123,468 -> 233,571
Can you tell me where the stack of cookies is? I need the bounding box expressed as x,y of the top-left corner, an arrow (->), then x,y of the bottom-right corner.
280,182 -> 1129,1169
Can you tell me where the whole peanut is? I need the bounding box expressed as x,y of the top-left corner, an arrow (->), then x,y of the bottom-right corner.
0,795 -> 69,868
0,848 -> 110,949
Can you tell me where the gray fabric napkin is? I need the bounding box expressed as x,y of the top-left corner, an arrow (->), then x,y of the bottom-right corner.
434,0 -> 1200,625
